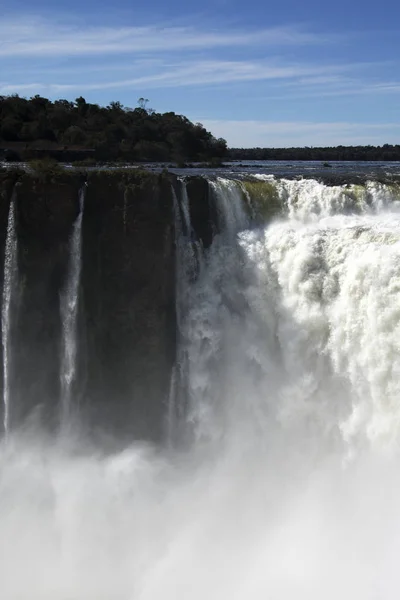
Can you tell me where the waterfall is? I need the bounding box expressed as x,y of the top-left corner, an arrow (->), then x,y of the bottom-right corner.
4,173 -> 400,599
60,184 -> 85,426
243,175 -> 400,221
168,181 -> 199,442
209,177 -> 249,235
1,191 -> 18,436
174,180 -> 199,332
239,211 -> 400,452
182,175 -> 400,452
176,177 -> 256,442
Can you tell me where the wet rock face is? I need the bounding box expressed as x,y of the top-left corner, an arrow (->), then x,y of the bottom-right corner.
185,176 -> 216,248
0,168 -> 218,441
0,171 -> 20,421
13,173 -> 82,428
80,171 -> 176,441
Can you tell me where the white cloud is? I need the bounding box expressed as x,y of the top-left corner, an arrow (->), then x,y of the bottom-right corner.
271,77 -> 400,99
0,17 -> 335,58
1,12 -> 398,133
197,120 -> 400,147
0,59 -> 376,95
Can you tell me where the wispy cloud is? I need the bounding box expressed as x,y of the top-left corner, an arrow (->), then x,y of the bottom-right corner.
0,60 -> 362,94
1,11 -> 399,145
198,120 -> 400,147
0,15 -> 392,100
0,17 -> 335,58
267,62 -> 396,98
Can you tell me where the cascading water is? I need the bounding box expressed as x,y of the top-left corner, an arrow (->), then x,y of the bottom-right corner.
59,184 -> 85,427
168,182 -> 195,441
238,177 -> 400,455
209,177 -> 249,235
3,174 -> 400,599
1,190 -> 18,435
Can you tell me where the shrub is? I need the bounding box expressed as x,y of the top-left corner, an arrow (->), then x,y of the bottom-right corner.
28,158 -> 64,181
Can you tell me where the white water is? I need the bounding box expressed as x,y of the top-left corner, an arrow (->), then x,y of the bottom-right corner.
252,174 -> 400,220
60,185 -> 85,427
1,192 -> 18,436
209,177 -> 249,235
3,177 -> 400,598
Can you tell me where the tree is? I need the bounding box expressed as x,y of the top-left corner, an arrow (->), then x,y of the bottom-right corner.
137,98 -> 149,111
62,125 -> 86,145
108,101 -> 124,112
0,116 -> 21,141
75,96 -> 88,116
0,94 -> 228,162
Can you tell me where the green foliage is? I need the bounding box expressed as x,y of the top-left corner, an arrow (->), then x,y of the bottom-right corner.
242,180 -> 282,220
28,158 -> 64,181
0,95 -> 228,163
70,157 -> 98,167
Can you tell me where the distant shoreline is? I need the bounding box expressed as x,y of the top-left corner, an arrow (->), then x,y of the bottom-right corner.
228,145 -> 400,162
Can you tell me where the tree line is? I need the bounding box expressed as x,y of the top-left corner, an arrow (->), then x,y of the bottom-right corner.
0,95 -> 227,163
2,94 -> 398,164
228,145 -> 400,162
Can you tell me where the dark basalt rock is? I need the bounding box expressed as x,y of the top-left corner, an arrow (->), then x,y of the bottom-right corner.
80,170 -> 176,441
185,176 -> 216,248
12,172 -> 82,428
0,170 -> 20,418
0,167 -> 218,440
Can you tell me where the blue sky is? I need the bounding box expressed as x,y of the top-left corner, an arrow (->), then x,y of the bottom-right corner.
1,0 -> 400,147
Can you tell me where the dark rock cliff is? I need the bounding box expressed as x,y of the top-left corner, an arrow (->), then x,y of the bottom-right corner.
0,167 -> 214,440
0,170 -> 19,417
185,176 -> 216,248
81,171 -> 176,441
13,171 -> 82,429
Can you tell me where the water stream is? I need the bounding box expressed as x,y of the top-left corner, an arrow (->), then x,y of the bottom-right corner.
59,184 -> 85,428
1,190 -> 18,435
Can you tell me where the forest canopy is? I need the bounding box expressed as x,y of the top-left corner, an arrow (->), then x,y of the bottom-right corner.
0,95 -> 227,163
1,95 -> 399,163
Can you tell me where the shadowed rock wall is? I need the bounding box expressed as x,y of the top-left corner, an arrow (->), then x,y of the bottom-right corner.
13,172 -> 82,428
0,167 -> 214,441
0,170 -> 20,420
80,171 -> 176,441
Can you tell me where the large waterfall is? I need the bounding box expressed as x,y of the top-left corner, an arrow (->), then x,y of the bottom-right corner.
2,172 -> 400,598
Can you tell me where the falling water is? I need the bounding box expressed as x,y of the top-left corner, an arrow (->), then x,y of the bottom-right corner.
3,175 -> 400,598
60,185 -> 85,426
209,177 -> 249,235
1,191 -> 18,435
168,181 -> 199,442
176,177 -> 253,442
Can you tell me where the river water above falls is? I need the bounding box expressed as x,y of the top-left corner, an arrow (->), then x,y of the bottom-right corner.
1,167 -> 400,598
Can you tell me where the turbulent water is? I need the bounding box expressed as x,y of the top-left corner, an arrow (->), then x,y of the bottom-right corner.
2,175 -> 400,598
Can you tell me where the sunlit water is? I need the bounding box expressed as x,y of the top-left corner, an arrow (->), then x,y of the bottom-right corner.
2,176 -> 400,599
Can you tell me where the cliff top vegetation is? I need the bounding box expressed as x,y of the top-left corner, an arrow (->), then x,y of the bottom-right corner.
0,95 -> 227,163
